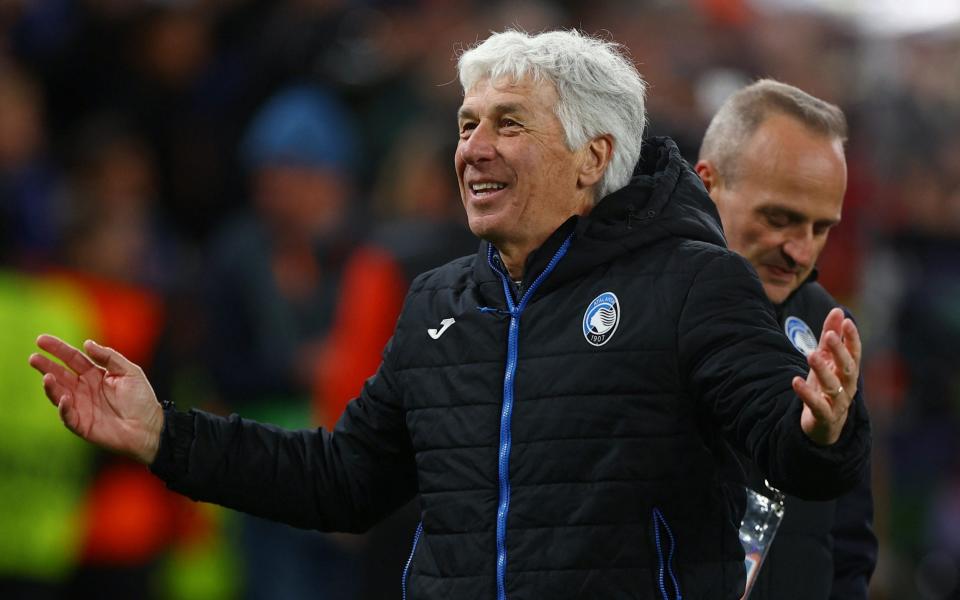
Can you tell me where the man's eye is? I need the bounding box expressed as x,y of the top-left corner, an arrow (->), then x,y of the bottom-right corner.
501,118 -> 521,128
764,213 -> 790,228
459,123 -> 476,137
814,224 -> 833,236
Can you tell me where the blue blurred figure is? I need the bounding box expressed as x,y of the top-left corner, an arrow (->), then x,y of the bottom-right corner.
204,84 -> 362,600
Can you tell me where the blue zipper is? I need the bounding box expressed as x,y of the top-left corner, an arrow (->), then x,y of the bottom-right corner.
402,521 -> 424,600
652,507 -> 682,600
486,235 -> 573,600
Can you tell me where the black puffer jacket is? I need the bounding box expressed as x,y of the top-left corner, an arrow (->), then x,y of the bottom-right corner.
151,137 -> 870,599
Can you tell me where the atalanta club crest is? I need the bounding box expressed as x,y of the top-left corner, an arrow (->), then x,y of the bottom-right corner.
784,316 -> 818,357
583,292 -> 620,347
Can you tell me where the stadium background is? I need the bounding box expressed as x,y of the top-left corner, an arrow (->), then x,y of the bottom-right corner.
1,0 -> 958,598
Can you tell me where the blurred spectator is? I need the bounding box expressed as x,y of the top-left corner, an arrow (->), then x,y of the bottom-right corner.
0,65 -> 66,269
125,4 -> 251,242
62,115 -> 181,292
207,84 -> 358,416
204,83 -> 363,600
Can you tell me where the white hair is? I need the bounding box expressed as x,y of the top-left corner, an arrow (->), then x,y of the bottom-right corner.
457,29 -> 647,200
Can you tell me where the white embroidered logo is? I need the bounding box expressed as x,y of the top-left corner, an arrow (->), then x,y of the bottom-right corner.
583,292 -> 620,347
784,316 -> 818,357
428,318 -> 456,340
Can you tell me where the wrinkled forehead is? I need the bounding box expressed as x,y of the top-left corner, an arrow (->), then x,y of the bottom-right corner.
459,75 -> 560,113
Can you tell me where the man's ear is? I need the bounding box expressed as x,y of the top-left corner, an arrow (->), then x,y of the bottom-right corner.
694,159 -> 720,195
577,135 -> 614,189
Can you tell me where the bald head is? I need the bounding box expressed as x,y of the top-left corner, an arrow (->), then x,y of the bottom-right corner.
698,79 -> 847,186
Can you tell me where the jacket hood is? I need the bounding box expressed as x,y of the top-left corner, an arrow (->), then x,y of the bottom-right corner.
474,136 -> 728,296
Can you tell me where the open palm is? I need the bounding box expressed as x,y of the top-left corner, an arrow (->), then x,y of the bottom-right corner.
28,335 -> 164,464
793,308 -> 862,446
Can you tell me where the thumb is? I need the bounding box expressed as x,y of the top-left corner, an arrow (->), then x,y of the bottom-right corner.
83,340 -> 140,376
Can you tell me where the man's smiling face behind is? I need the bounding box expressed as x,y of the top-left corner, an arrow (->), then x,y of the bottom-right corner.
455,76 -> 595,263
703,113 -> 847,304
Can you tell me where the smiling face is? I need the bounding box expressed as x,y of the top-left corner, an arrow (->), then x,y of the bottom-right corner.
455,76 -> 596,270
698,113 -> 847,304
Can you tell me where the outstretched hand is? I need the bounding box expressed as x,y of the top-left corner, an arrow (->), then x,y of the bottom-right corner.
793,308 -> 861,446
793,307 -> 862,446
28,335 -> 164,464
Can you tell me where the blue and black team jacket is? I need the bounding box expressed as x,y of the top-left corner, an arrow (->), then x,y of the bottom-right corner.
151,138 -> 871,600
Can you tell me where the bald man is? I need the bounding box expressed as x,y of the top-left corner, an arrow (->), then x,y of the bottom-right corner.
696,79 -> 877,600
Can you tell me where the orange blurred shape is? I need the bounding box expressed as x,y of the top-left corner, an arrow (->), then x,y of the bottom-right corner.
695,0 -> 754,27
313,247 -> 408,430
80,459 -> 216,564
80,461 -> 177,564
47,270 -> 164,367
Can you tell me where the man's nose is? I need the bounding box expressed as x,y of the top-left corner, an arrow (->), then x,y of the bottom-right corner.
783,228 -> 816,268
459,121 -> 497,163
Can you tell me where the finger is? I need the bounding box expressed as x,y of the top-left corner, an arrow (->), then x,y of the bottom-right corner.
809,350 -> 844,404
57,392 -> 82,436
29,353 -> 79,387
842,318 -> 862,370
817,308 -> 844,351
793,375 -> 832,422
83,340 -> 140,376
36,334 -> 97,375
824,331 -> 857,383
41,373 -> 70,408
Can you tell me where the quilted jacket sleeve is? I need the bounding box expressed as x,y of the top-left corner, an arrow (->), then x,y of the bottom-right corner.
677,250 -> 870,500
149,332 -> 418,533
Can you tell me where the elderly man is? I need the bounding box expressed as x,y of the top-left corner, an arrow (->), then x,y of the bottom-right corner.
695,79 -> 877,600
30,31 -> 868,599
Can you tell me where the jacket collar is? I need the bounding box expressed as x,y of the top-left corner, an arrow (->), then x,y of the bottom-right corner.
472,137 -> 726,301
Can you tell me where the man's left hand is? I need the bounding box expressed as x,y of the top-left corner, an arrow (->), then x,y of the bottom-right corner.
793,307 -> 862,445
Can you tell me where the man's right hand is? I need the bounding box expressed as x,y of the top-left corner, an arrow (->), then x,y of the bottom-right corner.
28,335 -> 164,465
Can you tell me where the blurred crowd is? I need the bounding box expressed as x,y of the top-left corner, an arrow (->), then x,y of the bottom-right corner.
0,0 -> 958,599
